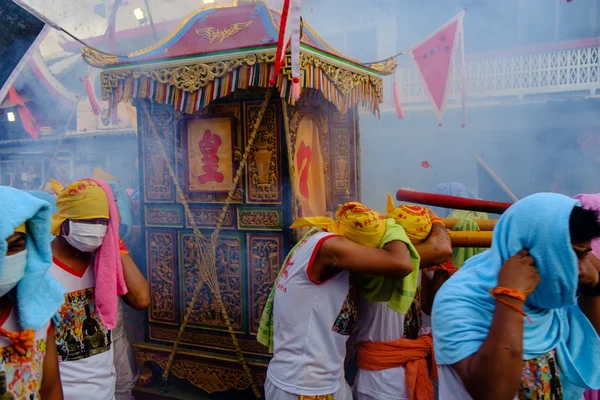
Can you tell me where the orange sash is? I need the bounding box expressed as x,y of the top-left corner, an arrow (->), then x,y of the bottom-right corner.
357,335 -> 437,400
0,327 -> 35,356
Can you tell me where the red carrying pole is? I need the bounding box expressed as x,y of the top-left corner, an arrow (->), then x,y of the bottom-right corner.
396,189 -> 513,214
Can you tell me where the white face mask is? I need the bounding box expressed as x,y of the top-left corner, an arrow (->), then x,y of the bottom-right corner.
63,221 -> 107,253
0,250 -> 27,297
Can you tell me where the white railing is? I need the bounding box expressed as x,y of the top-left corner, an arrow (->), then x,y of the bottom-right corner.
392,40 -> 600,109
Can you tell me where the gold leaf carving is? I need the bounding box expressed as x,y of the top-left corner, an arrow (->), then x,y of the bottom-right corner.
98,53 -> 274,98
97,52 -> 383,106
135,350 -> 264,394
142,111 -> 174,201
194,103 -> 241,119
333,112 -> 348,123
248,235 -> 281,334
149,325 -> 269,354
181,234 -> 243,329
147,232 -> 176,322
81,47 -> 119,67
196,21 -> 253,44
239,210 -> 280,229
247,103 -> 280,203
186,207 -> 234,229
368,57 -> 398,75
333,128 -> 350,192
146,208 -> 181,226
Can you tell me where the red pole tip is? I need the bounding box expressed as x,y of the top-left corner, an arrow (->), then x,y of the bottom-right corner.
438,123 -> 443,127
461,123 -> 466,128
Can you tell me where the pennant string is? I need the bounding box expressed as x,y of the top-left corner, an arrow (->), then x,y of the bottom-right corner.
361,9 -> 466,67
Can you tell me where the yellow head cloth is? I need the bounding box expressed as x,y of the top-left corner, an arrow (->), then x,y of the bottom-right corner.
43,182 -> 54,194
385,193 -> 432,244
14,224 -> 26,234
290,202 -> 387,248
92,167 -> 118,183
50,179 -> 110,236
50,179 -> 63,196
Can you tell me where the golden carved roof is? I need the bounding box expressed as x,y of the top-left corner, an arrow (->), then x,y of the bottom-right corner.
83,1 -> 395,115
82,0 -> 394,77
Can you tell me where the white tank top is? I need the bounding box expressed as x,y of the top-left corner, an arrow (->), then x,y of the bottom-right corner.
437,365 -> 517,400
267,231 -> 357,396
354,272 -> 424,400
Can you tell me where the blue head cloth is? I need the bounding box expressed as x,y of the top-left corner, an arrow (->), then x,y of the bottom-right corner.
26,191 -> 57,214
433,182 -> 478,218
0,186 -> 65,330
432,193 -> 600,399
107,181 -> 133,239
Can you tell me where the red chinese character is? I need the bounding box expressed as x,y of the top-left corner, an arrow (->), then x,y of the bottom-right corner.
296,140 -> 312,200
281,259 -> 294,280
198,130 -> 224,185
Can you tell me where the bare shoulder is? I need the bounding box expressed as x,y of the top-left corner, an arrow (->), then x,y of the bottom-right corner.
319,235 -> 355,253
317,235 -> 378,261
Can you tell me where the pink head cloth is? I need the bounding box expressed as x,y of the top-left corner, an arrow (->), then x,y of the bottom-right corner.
89,178 -> 128,330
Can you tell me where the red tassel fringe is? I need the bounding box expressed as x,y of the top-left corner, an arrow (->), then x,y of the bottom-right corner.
291,77 -> 300,102
393,80 -> 404,119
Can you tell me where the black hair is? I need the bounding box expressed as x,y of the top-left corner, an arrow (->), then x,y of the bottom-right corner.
570,206 -> 600,243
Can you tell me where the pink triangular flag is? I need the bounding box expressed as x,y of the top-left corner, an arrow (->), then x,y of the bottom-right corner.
410,11 -> 465,125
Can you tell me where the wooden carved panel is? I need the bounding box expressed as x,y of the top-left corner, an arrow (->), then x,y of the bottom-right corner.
145,205 -> 183,227
185,206 -> 235,229
233,87 -> 271,99
245,101 -> 282,204
177,188 -> 244,204
193,103 -> 241,119
136,349 -> 266,394
333,128 -> 351,194
237,208 -> 282,230
247,234 -> 283,334
333,111 -> 349,124
146,230 -> 178,324
149,325 -> 269,355
295,89 -> 330,109
141,105 -> 175,202
179,232 -> 244,331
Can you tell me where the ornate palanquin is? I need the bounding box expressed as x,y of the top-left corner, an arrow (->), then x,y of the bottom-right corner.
83,0 -> 395,397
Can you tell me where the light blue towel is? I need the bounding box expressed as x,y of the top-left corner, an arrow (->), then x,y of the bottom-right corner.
107,181 -> 133,240
0,186 -> 66,331
27,191 -> 57,214
432,193 -> 600,400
